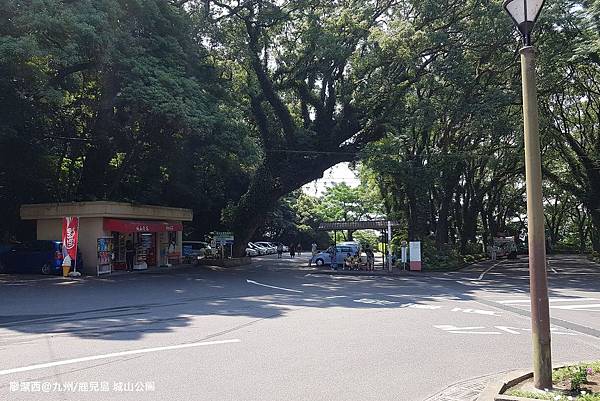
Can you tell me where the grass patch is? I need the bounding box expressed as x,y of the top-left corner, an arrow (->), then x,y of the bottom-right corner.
506,389 -> 555,399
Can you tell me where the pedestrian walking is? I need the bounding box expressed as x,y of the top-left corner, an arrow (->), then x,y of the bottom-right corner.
290,245 -> 296,258
296,243 -> 302,256
311,242 -> 317,256
277,243 -> 283,259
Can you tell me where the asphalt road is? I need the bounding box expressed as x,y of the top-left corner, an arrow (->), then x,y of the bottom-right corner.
0,254 -> 599,401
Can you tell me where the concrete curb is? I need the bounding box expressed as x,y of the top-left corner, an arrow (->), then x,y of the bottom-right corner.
308,269 -> 413,277
476,370 -> 532,401
477,361 -> 599,401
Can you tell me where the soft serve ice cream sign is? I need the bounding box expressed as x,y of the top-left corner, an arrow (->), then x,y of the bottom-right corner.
62,217 -> 79,274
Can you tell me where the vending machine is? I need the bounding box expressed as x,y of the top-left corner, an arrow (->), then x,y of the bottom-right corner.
97,237 -> 113,275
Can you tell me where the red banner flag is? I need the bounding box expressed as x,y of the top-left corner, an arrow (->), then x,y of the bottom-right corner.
62,217 -> 79,262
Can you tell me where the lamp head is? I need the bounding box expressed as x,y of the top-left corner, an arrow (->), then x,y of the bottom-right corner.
503,0 -> 545,45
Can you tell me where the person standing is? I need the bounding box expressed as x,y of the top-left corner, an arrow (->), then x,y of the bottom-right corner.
330,245 -> 337,270
277,243 -> 283,259
311,242 -> 317,256
289,245 -> 296,258
296,243 -> 302,256
365,245 -> 375,271
344,253 -> 352,270
125,239 -> 135,271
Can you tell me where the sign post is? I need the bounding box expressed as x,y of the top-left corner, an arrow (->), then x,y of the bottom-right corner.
214,232 -> 234,259
409,241 -> 421,271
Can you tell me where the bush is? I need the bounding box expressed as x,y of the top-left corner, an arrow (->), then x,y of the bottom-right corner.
463,241 -> 484,255
422,239 -> 464,270
553,365 -> 591,391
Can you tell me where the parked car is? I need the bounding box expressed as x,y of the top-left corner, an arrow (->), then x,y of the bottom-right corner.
254,242 -> 277,254
245,247 -> 259,257
248,242 -> 269,255
309,244 -> 363,267
182,241 -> 212,263
0,240 -> 83,275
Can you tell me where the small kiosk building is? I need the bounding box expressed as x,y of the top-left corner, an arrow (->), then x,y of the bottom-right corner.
20,202 -> 193,275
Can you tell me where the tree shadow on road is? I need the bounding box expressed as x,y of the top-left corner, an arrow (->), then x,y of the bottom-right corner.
0,255 -> 598,342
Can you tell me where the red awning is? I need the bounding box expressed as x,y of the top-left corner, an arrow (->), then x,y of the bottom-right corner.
104,218 -> 183,233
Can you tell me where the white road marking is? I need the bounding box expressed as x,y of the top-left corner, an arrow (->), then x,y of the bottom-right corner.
550,304 -> 600,311
403,304 -> 442,310
497,297 -> 598,304
324,295 -> 347,299
495,326 -> 521,334
0,339 -> 241,376
547,260 -> 558,273
435,325 -> 485,330
451,307 -> 500,316
354,298 -> 398,306
477,260 -> 505,281
245,279 -> 303,293
435,325 -> 578,336
434,325 -> 502,335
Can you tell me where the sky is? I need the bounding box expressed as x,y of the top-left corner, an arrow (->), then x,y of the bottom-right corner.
302,162 -> 360,197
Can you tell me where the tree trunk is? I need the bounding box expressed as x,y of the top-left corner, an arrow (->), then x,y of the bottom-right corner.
231,167 -> 281,257
590,208 -> 600,252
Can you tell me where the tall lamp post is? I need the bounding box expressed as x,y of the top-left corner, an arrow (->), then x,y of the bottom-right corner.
503,0 -> 552,390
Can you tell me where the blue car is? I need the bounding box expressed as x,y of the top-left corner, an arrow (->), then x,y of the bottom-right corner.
0,240 -> 83,275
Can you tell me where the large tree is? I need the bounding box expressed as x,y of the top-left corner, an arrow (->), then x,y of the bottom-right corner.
197,0 -> 472,255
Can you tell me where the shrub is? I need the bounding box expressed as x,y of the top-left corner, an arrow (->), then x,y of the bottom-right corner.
553,365 -> 590,391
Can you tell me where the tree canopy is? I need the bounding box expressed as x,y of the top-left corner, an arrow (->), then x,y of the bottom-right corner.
1,0 -> 599,257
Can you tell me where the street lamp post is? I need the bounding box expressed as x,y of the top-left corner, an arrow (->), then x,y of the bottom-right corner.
503,0 -> 552,390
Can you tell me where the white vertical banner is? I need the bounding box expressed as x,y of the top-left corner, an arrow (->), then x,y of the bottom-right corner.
409,241 -> 422,271
401,240 -> 408,270
387,221 -> 392,272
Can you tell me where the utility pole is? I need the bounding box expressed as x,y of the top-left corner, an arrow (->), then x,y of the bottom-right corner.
503,0 -> 552,389
520,45 -> 552,389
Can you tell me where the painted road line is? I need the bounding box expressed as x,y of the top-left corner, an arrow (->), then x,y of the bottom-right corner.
550,304 -> 600,311
451,307 -> 500,316
0,339 -> 241,376
547,259 -> 558,273
354,298 -> 398,306
495,326 -> 521,334
435,325 -> 578,336
477,260 -> 505,281
497,297 -> 598,304
434,325 -> 502,335
245,279 -> 303,293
